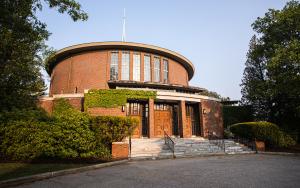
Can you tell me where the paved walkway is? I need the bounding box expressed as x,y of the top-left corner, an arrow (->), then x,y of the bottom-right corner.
17,154 -> 300,188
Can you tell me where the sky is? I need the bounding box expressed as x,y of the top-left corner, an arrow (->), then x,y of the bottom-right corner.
37,0 -> 289,100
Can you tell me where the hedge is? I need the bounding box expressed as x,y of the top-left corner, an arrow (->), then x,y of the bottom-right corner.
0,99 -> 138,161
229,121 -> 296,148
84,89 -> 156,108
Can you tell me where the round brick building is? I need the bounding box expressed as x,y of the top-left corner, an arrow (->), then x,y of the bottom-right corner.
41,41 -> 223,139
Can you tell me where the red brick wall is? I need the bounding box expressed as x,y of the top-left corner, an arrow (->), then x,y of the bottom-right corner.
112,142 -> 129,159
50,51 -> 109,96
50,50 -> 190,96
201,99 -> 224,138
38,97 -> 83,114
168,59 -> 189,86
87,107 -> 126,116
38,99 -> 54,114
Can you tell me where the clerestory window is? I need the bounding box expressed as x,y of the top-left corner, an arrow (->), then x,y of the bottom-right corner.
110,52 -> 119,80
154,56 -> 160,82
121,51 -> 130,80
133,53 -> 141,81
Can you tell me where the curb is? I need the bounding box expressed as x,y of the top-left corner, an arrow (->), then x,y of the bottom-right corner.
0,159 -> 128,188
130,152 -> 257,161
258,151 -> 300,156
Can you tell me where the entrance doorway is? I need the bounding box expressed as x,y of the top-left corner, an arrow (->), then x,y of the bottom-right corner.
172,105 -> 179,136
186,104 -> 201,136
141,104 -> 149,137
127,101 -> 149,138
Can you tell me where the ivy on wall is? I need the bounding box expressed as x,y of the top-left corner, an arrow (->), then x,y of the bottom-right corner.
84,89 -> 157,108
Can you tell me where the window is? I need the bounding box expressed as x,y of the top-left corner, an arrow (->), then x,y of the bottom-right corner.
154,57 -> 160,82
133,53 -> 141,81
121,51 -> 130,80
110,52 -> 118,80
154,104 -> 170,111
186,105 -> 191,116
163,59 -> 169,83
126,102 -> 140,115
144,54 -> 151,82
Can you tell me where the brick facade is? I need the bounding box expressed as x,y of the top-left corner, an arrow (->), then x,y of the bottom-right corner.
87,107 -> 126,117
41,42 -> 224,140
38,97 -> 83,114
50,51 -> 109,96
111,142 -> 129,159
50,50 -> 189,96
200,99 -> 224,138
38,99 -> 54,114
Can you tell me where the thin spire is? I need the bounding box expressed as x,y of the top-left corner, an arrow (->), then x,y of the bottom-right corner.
122,8 -> 126,42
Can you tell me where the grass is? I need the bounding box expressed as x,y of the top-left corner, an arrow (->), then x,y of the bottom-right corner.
0,163 -> 90,181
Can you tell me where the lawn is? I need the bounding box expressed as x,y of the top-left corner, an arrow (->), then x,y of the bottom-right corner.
0,163 -> 90,181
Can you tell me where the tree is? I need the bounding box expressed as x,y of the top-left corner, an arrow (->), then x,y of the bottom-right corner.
241,1 -> 300,137
241,35 -> 270,120
0,0 -> 88,112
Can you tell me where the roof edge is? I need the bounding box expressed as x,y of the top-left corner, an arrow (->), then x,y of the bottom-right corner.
46,41 -> 195,80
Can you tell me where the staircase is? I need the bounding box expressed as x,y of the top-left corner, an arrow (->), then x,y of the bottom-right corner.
130,138 -> 173,159
130,137 -> 255,160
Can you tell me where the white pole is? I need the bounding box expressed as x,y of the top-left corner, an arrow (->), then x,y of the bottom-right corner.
122,8 -> 126,42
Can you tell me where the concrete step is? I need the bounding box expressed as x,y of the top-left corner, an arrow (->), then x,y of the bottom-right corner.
130,138 -> 255,160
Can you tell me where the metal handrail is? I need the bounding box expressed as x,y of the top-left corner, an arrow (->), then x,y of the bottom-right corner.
208,138 -> 225,152
164,131 -> 175,158
207,131 -> 225,152
234,137 -> 257,153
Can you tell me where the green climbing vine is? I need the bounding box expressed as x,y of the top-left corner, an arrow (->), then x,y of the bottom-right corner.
84,89 -> 156,108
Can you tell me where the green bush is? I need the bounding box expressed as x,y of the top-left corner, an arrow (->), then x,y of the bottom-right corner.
90,116 -> 138,148
0,99 -> 140,161
229,121 -> 296,148
0,99 -> 111,161
0,107 -> 50,123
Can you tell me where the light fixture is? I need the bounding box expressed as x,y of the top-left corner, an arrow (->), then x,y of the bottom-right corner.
122,105 -> 125,112
203,109 -> 206,114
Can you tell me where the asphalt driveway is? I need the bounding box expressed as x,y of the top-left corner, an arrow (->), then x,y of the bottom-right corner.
17,154 -> 300,188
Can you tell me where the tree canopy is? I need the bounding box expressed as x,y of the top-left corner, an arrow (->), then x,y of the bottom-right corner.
241,1 -> 300,137
0,0 -> 88,112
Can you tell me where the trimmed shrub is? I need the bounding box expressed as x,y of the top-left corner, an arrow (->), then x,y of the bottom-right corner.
90,116 -> 138,148
0,120 -> 111,160
229,121 -> 296,148
0,99 -> 111,161
0,99 -> 140,161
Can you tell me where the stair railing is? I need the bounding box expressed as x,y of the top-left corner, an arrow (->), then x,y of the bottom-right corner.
164,131 -> 175,158
208,131 -> 226,153
234,137 -> 257,153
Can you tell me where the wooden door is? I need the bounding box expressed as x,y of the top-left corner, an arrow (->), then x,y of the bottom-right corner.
154,110 -> 172,137
131,115 -> 141,138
